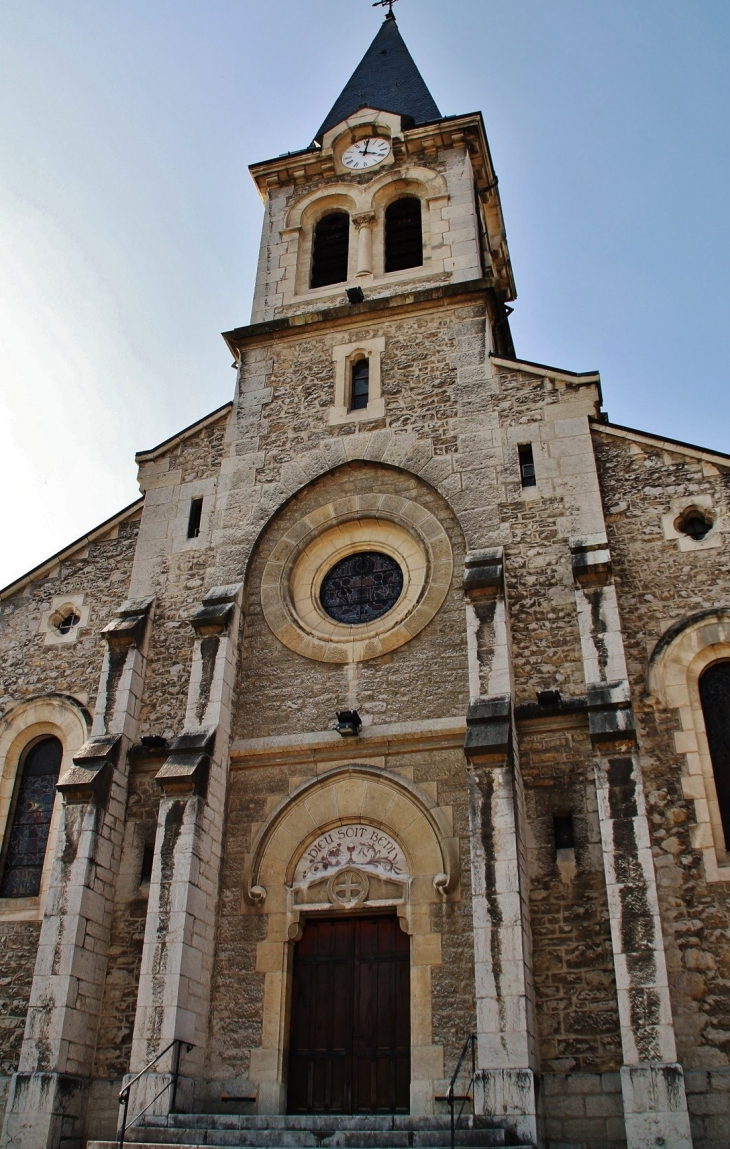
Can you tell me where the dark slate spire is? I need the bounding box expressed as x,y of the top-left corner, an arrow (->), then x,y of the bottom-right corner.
315,15 -> 441,142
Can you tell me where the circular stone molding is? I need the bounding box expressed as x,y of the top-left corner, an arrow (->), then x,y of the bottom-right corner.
261,494 -> 453,663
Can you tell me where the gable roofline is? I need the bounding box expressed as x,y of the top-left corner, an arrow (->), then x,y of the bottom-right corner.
135,402 -> 232,464
0,498 -> 144,602
490,353 -> 601,384
315,15 -> 441,143
591,418 -> 730,468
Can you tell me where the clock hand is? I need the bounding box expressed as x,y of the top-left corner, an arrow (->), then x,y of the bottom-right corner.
362,139 -> 370,155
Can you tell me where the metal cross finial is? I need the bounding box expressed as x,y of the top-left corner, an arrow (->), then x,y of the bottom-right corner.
373,0 -> 399,15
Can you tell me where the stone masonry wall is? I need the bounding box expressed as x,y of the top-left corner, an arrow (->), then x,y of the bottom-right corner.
593,428 -> 730,1064
83,767 -> 162,1143
594,427 -> 730,1147
235,461 -> 470,740
92,768 -> 161,1081
521,722 -> 623,1076
0,517 -> 140,712
0,515 -> 141,1128
132,416 -> 229,739
248,306 -> 468,490
0,922 -> 40,1124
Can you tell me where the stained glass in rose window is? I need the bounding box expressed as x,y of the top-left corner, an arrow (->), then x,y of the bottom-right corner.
320,552 -> 404,625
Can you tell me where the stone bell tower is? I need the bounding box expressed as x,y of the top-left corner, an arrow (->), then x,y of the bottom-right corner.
246,6 -> 516,350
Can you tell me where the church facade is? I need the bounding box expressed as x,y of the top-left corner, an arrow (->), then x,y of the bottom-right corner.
1,14 -> 729,1149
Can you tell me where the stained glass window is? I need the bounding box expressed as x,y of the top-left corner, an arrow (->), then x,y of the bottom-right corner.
699,661 -> 730,849
0,737 -> 62,898
320,552 -> 404,625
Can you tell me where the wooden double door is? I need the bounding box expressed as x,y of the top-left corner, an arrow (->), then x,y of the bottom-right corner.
288,915 -> 410,1114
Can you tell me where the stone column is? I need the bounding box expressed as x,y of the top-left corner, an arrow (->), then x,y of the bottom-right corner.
353,212 -> 375,277
125,584 -> 243,1122
462,550 -> 539,1147
570,536 -> 693,1149
0,598 -> 154,1149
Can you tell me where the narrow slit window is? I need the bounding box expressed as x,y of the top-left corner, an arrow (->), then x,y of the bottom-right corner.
518,443 -> 536,487
699,661 -> 730,849
187,497 -> 203,539
311,212 -> 350,288
553,813 -> 575,852
0,737 -> 63,898
351,359 -> 370,411
140,842 -> 155,884
385,197 -> 423,273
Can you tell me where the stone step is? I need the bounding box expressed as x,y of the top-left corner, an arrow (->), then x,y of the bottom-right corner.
108,1132 -> 508,1149
89,1142 -> 534,1149
87,1112 -> 537,1149
137,1116 -> 505,1132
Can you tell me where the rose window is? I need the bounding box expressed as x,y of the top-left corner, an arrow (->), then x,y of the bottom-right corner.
320,552 -> 404,625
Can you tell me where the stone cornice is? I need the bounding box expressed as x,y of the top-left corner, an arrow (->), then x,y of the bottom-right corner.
229,715 -> 467,768
222,278 -> 496,358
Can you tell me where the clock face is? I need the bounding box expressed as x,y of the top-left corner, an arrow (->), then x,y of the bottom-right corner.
342,137 -> 391,171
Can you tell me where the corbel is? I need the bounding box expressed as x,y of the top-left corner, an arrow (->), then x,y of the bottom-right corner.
57,734 -> 122,804
586,680 -> 637,747
101,596 -> 155,648
464,695 -> 512,766
189,584 -> 241,635
463,548 -> 504,600
569,534 -> 612,587
156,729 -> 216,797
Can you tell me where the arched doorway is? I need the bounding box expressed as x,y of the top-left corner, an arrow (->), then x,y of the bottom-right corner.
242,764 -> 458,1115
288,914 -> 409,1114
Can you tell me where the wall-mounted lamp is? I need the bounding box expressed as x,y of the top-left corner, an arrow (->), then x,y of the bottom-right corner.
335,710 -> 362,737
346,287 -> 365,305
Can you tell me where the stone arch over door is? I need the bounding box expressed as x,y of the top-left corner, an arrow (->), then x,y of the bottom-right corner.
242,764 -> 459,1116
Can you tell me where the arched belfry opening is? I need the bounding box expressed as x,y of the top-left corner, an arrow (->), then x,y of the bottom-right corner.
311,212 -> 350,287
384,197 -> 423,272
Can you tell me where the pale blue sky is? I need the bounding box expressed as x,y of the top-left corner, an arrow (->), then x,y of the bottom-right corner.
1,0 -> 728,587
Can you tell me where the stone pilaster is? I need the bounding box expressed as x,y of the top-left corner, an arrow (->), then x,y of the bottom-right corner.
125,583 -> 243,1121
570,536 -> 693,1149
0,598 -> 154,1149
463,550 -> 539,1147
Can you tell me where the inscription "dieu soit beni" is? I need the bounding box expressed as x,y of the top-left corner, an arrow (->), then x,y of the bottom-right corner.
294,824 -> 407,883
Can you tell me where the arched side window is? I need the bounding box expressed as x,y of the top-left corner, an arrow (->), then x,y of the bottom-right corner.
385,197 -> 423,273
311,212 -> 350,289
0,736 -> 63,898
699,662 -> 730,849
350,358 -> 369,411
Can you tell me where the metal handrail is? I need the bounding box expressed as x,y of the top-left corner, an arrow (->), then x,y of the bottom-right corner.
118,1038 -> 193,1149
447,1032 -> 477,1149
